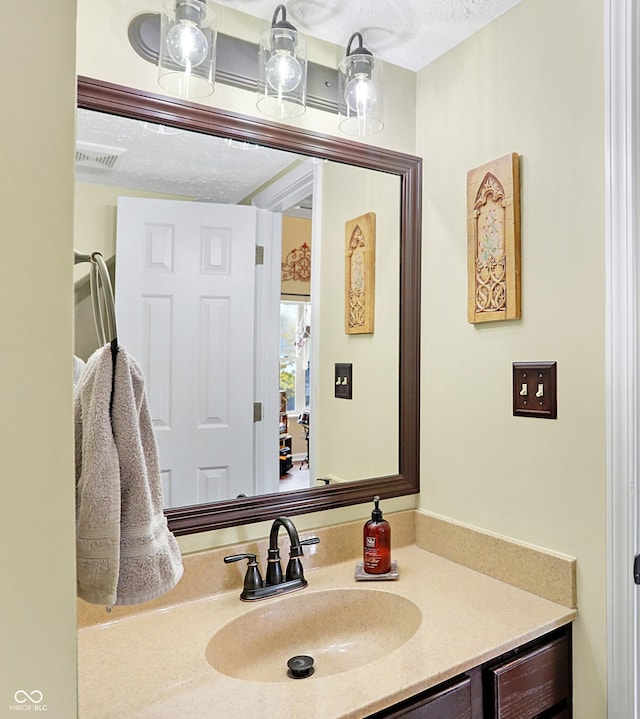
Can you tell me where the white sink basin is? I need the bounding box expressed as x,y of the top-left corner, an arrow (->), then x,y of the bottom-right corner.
205,588 -> 422,682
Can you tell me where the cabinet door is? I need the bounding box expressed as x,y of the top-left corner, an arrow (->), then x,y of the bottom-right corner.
369,676 -> 472,719
485,635 -> 571,719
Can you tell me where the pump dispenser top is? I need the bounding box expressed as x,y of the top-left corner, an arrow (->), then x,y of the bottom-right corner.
363,495 -> 391,574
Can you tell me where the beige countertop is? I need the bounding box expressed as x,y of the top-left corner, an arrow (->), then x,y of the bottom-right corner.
77,543 -> 576,719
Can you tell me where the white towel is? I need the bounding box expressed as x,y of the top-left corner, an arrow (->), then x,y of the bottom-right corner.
75,344 -> 183,606
74,346 -> 121,606
111,345 -> 183,604
73,355 -> 86,386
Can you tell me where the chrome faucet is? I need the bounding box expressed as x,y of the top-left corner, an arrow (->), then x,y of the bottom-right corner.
224,516 -> 319,601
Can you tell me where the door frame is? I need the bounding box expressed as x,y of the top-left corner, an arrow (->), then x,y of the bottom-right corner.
251,162 -> 318,492
606,0 -> 640,715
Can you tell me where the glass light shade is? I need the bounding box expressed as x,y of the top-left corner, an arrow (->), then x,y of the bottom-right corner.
338,52 -> 383,137
158,0 -> 217,99
257,26 -> 307,119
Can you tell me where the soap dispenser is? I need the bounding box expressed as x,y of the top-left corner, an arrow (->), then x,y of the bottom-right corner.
363,496 -> 391,574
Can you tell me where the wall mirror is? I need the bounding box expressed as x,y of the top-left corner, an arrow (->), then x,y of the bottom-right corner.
76,76 -> 421,535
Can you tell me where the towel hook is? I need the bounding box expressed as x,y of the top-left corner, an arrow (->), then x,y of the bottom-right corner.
74,249 -> 118,346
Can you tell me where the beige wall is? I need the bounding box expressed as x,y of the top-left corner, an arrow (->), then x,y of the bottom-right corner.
315,163 -> 400,482
416,0 -> 606,715
1,2 -> 78,717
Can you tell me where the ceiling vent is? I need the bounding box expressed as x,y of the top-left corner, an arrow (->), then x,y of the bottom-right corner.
76,141 -> 126,171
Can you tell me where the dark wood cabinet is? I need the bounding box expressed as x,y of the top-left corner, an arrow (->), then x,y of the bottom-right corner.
485,633 -> 571,718
367,626 -> 571,719
368,676 -> 472,719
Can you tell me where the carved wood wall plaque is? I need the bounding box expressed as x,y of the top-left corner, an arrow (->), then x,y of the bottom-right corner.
345,212 -> 376,334
467,153 -> 521,323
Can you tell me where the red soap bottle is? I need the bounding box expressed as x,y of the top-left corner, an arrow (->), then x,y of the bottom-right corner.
363,496 -> 391,574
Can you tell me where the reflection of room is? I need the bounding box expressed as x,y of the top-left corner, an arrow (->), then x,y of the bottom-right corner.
72,115 -> 311,505
279,213 -> 312,491
72,109 -> 400,510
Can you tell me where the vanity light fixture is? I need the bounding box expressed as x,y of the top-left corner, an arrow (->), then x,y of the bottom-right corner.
256,4 -> 307,119
338,32 -> 383,137
157,0 -> 217,98
129,6 -> 335,111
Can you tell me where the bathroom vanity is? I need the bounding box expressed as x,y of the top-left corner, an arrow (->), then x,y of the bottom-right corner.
77,517 -> 576,719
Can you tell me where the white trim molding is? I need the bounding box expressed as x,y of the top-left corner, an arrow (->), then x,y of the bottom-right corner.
251,161 -> 316,213
251,163 -> 317,493
606,0 -> 640,716
252,208 -> 282,496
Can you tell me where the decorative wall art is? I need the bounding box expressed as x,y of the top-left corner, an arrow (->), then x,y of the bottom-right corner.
345,212 -> 376,334
281,241 -> 311,282
467,153 -> 521,323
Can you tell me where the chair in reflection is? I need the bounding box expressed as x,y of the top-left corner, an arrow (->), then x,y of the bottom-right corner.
297,411 -> 310,470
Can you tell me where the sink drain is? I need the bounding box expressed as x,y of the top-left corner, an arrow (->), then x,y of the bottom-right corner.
287,655 -> 315,679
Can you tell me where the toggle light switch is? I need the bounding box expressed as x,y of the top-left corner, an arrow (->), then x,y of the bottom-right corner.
513,362 -> 557,419
334,363 -> 353,399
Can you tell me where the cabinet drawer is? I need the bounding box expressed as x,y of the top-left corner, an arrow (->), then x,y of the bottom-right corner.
486,635 -> 570,719
369,676 -> 472,719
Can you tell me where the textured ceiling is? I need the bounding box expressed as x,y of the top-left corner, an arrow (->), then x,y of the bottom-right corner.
214,0 -> 523,71
76,109 -> 300,203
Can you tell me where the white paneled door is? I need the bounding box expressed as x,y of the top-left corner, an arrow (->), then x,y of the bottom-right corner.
115,197 -> 258,507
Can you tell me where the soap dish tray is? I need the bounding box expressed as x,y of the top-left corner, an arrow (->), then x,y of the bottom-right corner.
354,560 -> 399,581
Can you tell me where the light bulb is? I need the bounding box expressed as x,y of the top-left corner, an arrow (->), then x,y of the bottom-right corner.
345,75 -> 377,116
265,51 -> 302,93
166,20 -> 208,68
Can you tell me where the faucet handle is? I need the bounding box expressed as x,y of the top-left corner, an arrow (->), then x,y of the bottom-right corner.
286,537 -> 320,582
223,552 -> 257,563
223,553 -> 263,592
289,536 -> 320,558
300,537 -> 320,547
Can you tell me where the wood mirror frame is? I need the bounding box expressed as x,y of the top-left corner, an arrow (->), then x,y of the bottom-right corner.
77,76 -> 422,536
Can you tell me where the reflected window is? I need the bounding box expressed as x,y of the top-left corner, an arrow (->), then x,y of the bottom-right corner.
280,301 -> 311,413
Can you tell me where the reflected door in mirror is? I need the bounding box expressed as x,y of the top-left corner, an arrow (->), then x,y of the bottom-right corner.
116,197 -> 270,506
